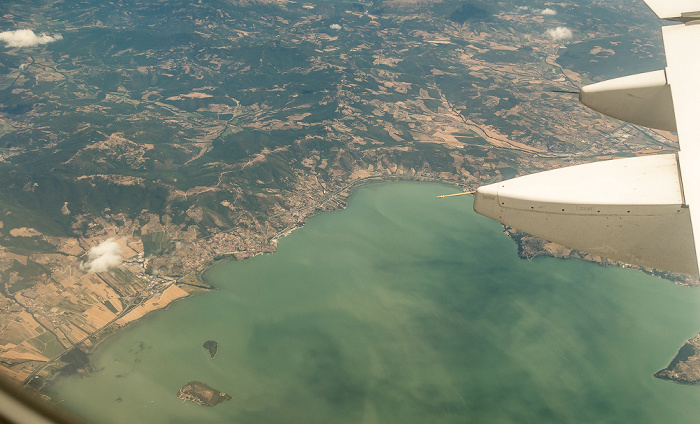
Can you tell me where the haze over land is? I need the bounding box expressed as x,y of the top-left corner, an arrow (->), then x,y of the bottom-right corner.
0,0 -> 689,388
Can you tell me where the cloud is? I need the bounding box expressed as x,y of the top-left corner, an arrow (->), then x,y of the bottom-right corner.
0,29 -> 62,48
329,24 -> 342,30
546,27 -> 572,41
82,238 -> 123,273
540,8 -> 557,15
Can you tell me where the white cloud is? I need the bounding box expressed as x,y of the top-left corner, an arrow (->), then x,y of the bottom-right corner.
82,238 -> 123,273
540,8 -> 557,15
329,24 -> 342,30
0,29 -> 62,48
546,27 -> 572,41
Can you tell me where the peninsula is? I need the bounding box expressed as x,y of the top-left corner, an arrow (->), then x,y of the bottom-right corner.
654,334 -> 700,384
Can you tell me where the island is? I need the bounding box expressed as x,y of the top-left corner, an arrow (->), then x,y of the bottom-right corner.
177,381 -> 232,407
203,341 -> 218,359
654,334 -> 700,384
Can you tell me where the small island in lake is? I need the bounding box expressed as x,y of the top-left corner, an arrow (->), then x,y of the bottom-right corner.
203,340 -> 218,359
654,334 -> 700,384
177,381 -> 232,407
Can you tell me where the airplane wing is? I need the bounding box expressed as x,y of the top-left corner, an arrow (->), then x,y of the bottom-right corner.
473,0 -> 700,275
644,0 -> 700,21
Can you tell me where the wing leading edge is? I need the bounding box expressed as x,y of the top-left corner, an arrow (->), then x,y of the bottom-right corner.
473,0 -> 700,275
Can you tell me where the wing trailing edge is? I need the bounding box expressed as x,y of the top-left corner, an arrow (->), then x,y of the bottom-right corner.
474,154 -> 698,275
579,70 -> 676,132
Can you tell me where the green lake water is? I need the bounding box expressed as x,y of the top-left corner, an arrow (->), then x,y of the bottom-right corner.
50,182 -> 700,423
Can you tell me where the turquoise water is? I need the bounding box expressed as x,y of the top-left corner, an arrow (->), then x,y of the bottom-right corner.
51,182 -> 700,423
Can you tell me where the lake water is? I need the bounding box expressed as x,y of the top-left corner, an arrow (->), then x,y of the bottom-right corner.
50,182 -> 700,423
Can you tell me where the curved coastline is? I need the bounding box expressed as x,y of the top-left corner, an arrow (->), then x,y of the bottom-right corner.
38,176 -> 466,391
37,174 -> 700,394
46,181 -> 700,424
198,175 -> 468,282
39,283 -> 210,392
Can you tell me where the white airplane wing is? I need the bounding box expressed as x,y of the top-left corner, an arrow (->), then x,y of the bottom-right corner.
473,0 -> 700,275
644,0 -> 700,21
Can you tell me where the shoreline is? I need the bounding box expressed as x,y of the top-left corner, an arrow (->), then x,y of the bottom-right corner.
505,228 -> 700,287
35,177 -> 700,411
36,180 -> 700,423
35,176 -> 467,393
37,281 -> 212,395
31,175 -> 700,393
